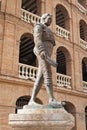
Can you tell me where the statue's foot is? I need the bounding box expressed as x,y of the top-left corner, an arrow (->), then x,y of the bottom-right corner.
28,100 -> 42,107
23,100 -> 42,109
49,98 -> 63,108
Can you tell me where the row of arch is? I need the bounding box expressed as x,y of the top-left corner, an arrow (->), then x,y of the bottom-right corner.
16,95 -> 87,130
19,33 -> 87,82
21,0 -> 87,42
22,0 -> 87,14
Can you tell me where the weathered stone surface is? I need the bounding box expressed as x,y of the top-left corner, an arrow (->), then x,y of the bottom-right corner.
9,107 -> 75,130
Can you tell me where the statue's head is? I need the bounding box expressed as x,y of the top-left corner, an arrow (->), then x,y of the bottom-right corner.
41,13 -> 52,26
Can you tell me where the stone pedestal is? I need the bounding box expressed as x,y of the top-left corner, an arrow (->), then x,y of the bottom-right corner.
9,106 -> 75,130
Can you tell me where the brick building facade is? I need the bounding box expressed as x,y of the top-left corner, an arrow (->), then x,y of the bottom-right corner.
0,0 -> 87,130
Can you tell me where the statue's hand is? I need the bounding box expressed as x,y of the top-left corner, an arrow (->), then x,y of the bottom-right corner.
40,52 -> 47,59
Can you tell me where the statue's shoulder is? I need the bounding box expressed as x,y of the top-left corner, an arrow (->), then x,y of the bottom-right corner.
34,23 -> 44,33
34,23 -> 43,26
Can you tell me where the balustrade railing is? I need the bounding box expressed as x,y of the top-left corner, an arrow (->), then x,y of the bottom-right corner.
56,73 -> 71,88
80,38 -> 87,50
19,63 -> 38,81
83,81 -> 87,89
56,25 -> 70,40
21,9 -> 70,40
19,63 -> 71,88
21,9 -> 40,24
78,3 -> 87,15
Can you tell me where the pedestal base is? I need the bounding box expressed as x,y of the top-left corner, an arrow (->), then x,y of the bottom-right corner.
9,106 -> 75,130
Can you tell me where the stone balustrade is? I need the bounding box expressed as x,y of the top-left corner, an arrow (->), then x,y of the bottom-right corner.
78,3 -> 87,15
21,9 -> 70,40
19,63 -> 71,88
19,63 -> 38,81
80,38 -> 87,50
56,73 -> 71,88
56,25 -> 70,40
21,9 -> 40,24
83,81 -> 87,90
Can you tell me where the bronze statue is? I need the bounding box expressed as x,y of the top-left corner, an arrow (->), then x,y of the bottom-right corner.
29,13 -> 63,108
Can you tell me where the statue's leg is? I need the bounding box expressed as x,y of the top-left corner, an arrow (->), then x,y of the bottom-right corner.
29,69 -> 43,102
42,60 -> 54,99
42,60 -> 63,107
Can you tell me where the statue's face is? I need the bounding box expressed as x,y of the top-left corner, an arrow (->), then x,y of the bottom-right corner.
44,16 -> 52,26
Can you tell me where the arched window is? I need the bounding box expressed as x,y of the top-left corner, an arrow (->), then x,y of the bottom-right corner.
15,96 -> 43,113
64,101 -> 76,130
57,50 -> 66,75
79,20 -> 87,41
56,4 -> 70,30
85,106 -> 87,130
16,96 -> 30,113
19,33 -> 36,66
82,58 -> 87,82
56,47 -> 72,88
56,47 -> 71,76
21,0 -> 41,15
